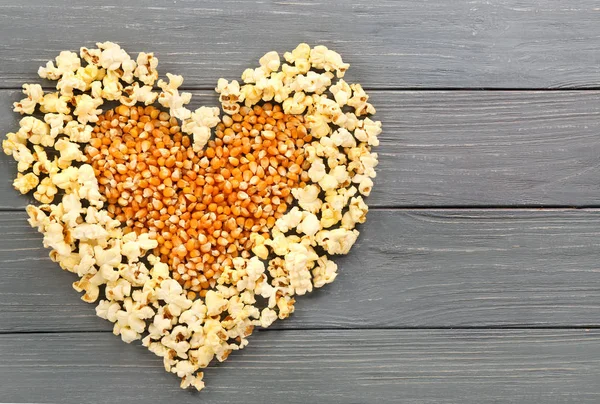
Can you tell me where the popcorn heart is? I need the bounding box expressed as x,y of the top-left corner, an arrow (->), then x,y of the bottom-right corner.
3,42 -> 380,392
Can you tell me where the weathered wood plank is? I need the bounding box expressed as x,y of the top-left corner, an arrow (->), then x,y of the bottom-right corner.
1,329 -> 599,404
1,1 -> 600,89
2,90 -> 600,208
2,209 -> 600,332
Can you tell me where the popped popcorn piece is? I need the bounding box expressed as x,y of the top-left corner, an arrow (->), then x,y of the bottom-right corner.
19,116 -> 52,147
97,41 -> 133,71
291,184 -> 322,213
309,45 -> 349,77
215,79 -> 241,115
296,212 -> 320,237
182,106 -> 220,151
341,196 -> 369,230
33,177 -> 58,203
348,83 -> 376,116
158,73 -> 192,120
312,256 -> 338,288
55,138 -> 86,168
13,84 -> 44,114
13,172 -> 39,194
63,121 -> 93,143
134,52 -> 159,85
56,71 -> 87,96
120,82 -> 158,106
73,94 -> 103,124
40,92 -> 71,114
259,51 -> 281,73
99,70 -> 124,100
44,113 -> 69,138
316,228 -> 359,255
38,51 -> 81,80
275,206 -> 303,233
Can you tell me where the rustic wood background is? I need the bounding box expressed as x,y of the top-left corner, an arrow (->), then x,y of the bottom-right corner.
1,1 -> 600,403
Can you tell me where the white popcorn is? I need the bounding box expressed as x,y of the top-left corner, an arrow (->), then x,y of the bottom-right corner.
259,51 -> 281,73
13,84 -> 44,114
360,117 -> 382,146
44,113 -> 70,138
291,185 -> 322,214
55,138 -> 86,168
43,222 -> 72,256
320,202 -> 342,228
331,128 -> 356,148
61,193 -> 83,228
275,206 -> 303,233
34,177 -> 58,203
13,172 -> 39,194
284,43 -> 311,69
95,70 -> 123,101
134,52 -> 159,85
296,212 -> 320,237
77,164 -> 103,207
72,223 -> 109,241
73,94 -> 103,124
348,84 -> 376,116
63,121 -> 93,143
318,173 -> 338,192
106,278 -> 132,301
52,165 -> 79,191
329,79 -> 352,106
38,51 -> 80,80
215,78 -> 241,115
182,107 -> 220,151
250,233 -> 269,260
342,196 -> 369,230
316,228 -> 359,255
96,300 -> 121,322
305,112 -> 332,138
354,174 -> 374,196
312,256 -> 338,288
97,41 -> 133,71
120,82 -> 157,106
309,45 -> 349,77
19,116 -> 52,146
308,157 -> 327,183
205,290 -> 229,317
73,274 -> 100,303
76,64 -> 104,88
158,73 -> 192,120
290,71 -> 332,94
56,51 -> 81,73
40,92 -> 71,114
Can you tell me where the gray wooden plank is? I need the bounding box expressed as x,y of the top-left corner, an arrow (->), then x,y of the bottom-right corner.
1,329 -> 599,404
0,0 -> 600,89
2,209 -> 600,332
2,89 -> 600,208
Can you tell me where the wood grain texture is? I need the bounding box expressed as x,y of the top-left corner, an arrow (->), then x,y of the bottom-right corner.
1,329 -> 600,404
0,0 -> 600,89
3,209 -> 600,332
2,89 -> 600,208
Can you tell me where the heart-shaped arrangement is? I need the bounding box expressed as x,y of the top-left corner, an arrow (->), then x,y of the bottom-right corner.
3,42 -> 380,391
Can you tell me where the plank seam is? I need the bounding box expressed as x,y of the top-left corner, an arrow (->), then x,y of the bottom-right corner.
3,207 -> 600,213
2,86 -> 600,92
3,326 -> 600,335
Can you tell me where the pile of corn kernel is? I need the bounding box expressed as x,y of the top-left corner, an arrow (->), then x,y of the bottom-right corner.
3,42 -> 380,391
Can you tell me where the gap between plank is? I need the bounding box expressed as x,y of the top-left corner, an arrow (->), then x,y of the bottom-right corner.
2,86 -> 600,92
3,325 -> 600,336
3,206 -> 600,212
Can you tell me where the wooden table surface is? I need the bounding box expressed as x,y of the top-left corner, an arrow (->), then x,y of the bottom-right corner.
1,1 -> 600,403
